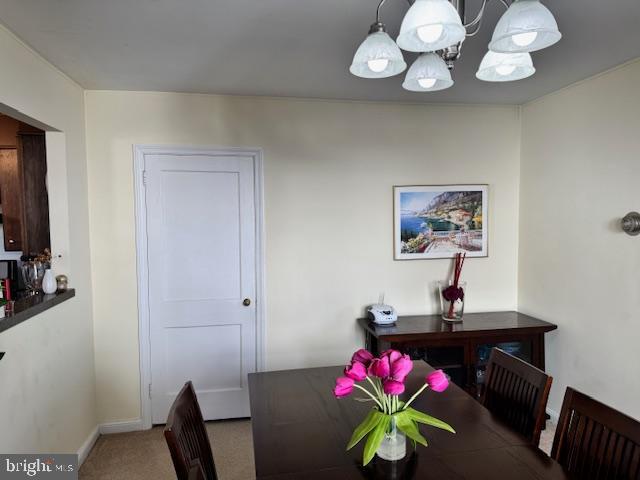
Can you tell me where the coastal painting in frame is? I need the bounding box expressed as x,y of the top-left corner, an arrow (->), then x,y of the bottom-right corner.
394,185 -> 488,260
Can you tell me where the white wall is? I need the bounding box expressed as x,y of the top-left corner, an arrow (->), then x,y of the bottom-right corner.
85,91 -> 521,423
0,26 -> 96,453
519,59 -> 640,420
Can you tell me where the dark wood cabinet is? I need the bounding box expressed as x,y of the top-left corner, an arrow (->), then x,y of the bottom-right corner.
17,132 -> 50,255
0,148 -> 23,251
358,311 -> 557,399
0,129 -> 50,255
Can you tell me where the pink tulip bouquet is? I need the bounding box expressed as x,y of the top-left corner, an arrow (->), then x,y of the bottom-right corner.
334,349 -> 455,465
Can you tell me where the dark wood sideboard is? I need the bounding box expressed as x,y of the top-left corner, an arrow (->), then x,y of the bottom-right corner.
358,311 -> 557,398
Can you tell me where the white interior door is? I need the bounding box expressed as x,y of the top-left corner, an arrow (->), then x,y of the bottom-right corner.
145,151 -> 258,423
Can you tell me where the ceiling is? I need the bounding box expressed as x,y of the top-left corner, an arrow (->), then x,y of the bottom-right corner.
0,0 -> 639,105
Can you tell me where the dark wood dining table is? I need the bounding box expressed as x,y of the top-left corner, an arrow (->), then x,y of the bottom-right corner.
249,361 -> 570,479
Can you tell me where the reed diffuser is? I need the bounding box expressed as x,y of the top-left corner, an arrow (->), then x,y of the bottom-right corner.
439,252 -> 466,322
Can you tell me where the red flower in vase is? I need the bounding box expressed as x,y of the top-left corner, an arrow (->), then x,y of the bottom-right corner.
443,252 -> 466,319
442,285 -> 464,302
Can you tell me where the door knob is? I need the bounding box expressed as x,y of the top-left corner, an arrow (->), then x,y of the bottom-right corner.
8,239 -> 15,244
243,298 -> 251,306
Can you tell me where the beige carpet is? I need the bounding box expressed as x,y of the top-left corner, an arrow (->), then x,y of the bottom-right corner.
79,420 -> 255,480
80,419 -> 555,479
539,420 -> 556,456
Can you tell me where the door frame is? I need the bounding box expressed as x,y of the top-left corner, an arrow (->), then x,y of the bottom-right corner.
133,144 -> 266,429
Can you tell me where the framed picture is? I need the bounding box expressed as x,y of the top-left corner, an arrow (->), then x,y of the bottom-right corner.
394,185 -> 488,260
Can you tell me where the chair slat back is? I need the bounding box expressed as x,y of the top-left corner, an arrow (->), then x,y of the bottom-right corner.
188,459 -> 207,480
481,348 -> 552,445
551,387 -> 640,479
164,381 -> 218,480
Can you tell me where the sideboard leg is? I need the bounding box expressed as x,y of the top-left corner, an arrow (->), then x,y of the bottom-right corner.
365,331 -> 378,354
533,334 -> 546,371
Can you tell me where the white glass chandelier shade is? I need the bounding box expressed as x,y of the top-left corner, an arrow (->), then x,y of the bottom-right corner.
350,31 -> 407,79
489,0 -> 561,53
476,51 -> 535,82
396,0 -> 466,53
402,53 -> 453,92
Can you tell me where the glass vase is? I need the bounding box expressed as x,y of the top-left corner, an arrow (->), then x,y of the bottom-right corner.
439,280 -> 466,323
376,416 -> 406,462
21,261 -> 45,294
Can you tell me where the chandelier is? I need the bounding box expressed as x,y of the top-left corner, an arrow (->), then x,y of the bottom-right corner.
349,0 -> 562,91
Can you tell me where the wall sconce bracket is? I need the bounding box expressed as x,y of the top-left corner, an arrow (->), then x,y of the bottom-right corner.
622,212 -> 640,236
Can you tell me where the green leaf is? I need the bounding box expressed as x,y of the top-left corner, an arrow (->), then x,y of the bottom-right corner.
362,414 -> 390,466
346,409 -> 384,451
394,411 -> 428,447
405,407 -> 456,434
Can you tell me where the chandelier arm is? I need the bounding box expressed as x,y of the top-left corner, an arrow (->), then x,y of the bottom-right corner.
465,20 -> 483,37
463,0 -> 488,28
375,0 -> 389,23
462,0 -> 511,37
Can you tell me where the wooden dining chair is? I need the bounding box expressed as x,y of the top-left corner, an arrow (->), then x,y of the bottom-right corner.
480,348 -> 552,445
187,459 -> 206,480
164,381 -> 218,480
551,387 -> 640,479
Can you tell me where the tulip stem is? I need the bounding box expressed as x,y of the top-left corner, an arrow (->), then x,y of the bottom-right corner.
353,384 -> 384,411
365,376 -> 386,413
403,383 -> 429,410
376,378 -> 389,414
366,376 -> 383,400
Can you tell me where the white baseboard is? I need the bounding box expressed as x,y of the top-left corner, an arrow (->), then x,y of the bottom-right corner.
77,426 -> 99,466
75,419 -> 146,466
99,418 -> 145,435
547,408 -> 560,424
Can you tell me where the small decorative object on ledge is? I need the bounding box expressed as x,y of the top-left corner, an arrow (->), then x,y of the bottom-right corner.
20,259 -> 44,294
0,279 -> 5,318
439,252 -> 466,322
56,274 -> 69,292
334,349 -> 455,465
42,268 -> 57,294
20,248 -> 53,294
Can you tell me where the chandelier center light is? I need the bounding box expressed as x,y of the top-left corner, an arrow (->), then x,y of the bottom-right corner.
418,78 -> 438,88
512,31 -> 538,47
496,64 -> 516,75
368,58 -> 391,72
418,24 -> 444,43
